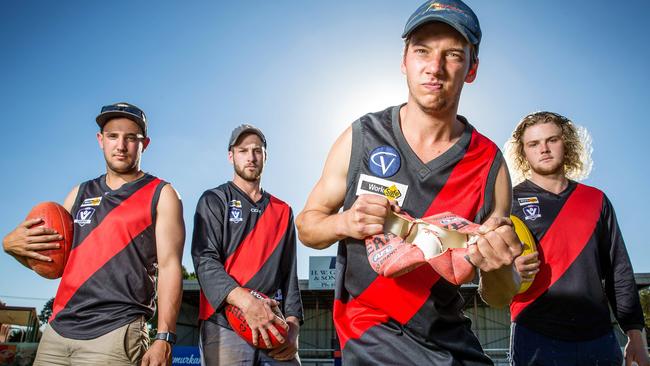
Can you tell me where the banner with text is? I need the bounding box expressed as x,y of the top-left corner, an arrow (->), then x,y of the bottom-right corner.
308,256 -> 336,290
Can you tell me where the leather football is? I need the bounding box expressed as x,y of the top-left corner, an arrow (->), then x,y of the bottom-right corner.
224,289 -> 288,349
511,215 -> 538,293
25,202 -> 73,279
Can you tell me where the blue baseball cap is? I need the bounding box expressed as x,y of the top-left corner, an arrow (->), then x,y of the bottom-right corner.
96,102 -> 148,137
402,0 -> 481,55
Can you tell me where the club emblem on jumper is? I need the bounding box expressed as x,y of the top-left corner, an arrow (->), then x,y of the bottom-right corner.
229,200 -> 242,208
229,207 -> 243,223
369,146 -> 401,178
74,207 -> 95,226
523,205 -> 541,221
273,289 -> 283,302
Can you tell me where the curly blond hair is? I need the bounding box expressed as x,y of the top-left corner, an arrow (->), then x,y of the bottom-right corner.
504,111 -> 593,185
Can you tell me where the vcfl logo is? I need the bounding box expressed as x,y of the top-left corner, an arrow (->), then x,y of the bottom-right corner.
75,207 -> 95,226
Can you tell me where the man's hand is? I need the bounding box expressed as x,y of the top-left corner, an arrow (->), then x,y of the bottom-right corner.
141,340 -> 171,366
241,295 -> 288,348
340,194 -> 397,240
514,252 -> 540,282
469,216 -> 523,308
268,317 -> 300,361
466,217 -> 522,272
3,218 -> 62,263
625,329 -> 650,366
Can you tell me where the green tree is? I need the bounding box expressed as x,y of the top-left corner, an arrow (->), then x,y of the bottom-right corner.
640,288 -> 650,345
39,297 -> 55,325
182,265 -> 197,280
640,288 -> 650,328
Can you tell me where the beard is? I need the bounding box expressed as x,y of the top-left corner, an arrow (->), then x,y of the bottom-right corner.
234,163 -> 263,182
530,159 -> 564,176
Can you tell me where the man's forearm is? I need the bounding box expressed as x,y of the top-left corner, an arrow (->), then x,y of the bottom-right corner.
285,316 -> 300,327
296,210 -> 347,249
156,263 -> 183,332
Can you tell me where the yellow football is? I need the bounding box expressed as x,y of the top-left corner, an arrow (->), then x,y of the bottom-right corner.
511,215 -> 538,294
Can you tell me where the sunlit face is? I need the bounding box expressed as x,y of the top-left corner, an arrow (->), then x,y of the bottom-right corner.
228,133 -> 266,182
401,22 -> 478,114
522,122 -> 566,176
97,118 -> 149,175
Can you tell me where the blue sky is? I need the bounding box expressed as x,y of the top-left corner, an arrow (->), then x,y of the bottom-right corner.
1,0 -> 649,313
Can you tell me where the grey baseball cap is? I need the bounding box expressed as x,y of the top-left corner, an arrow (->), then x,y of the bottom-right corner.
96,102 -> 148,137
228,124 -> 267,151
402,0 -> 481,56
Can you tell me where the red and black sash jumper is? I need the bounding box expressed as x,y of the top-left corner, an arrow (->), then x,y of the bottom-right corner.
336,105 -> 502,365
510,180 -> 644,341
50,173 -> 167,339
191,182 -> 303,331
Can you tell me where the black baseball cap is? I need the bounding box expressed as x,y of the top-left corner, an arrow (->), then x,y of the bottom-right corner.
96,102 -> 148,137
228,124 -> 267,151
402,0 -> 481,56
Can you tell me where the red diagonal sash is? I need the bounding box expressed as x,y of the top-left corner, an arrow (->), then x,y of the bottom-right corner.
424,130 -> 497,219
510,184 -> 603,320
51,178 -> 160,320
199,196 -> 290,319
334,267 -> 440,349
224,196 -> 290,284
335,132 -> 496,349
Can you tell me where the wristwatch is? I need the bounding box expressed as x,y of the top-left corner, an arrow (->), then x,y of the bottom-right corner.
154,332 -> 177,345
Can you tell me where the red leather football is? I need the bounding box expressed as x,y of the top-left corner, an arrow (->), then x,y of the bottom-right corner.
224,289 -> 288,349
25,202 -> 73,279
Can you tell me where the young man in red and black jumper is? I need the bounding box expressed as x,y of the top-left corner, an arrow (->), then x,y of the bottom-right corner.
3,102 -> 185,366
508,111 -> 649,365
192,124 -> 303,365
296,1 -> 523,364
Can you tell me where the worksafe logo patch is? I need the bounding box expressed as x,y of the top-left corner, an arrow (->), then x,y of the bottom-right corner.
74,207 -> 95,227
368,146 -> 401,178
356,174 -> 408,206
80,196 -> 102,207
518,197 -> 539,206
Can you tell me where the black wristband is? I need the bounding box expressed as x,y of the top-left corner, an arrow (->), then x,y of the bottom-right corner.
154,332 -> 177,345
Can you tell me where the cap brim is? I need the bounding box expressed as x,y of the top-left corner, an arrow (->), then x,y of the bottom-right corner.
228,128 -> 267,150
402,14 -> 476,46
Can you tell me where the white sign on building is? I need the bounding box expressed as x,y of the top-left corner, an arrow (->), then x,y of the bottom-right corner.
308,256 -> 337,290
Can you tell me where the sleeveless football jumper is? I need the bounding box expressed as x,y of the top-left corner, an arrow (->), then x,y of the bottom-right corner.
335,105 -> 502,365
50,173 -> 167,339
